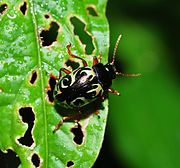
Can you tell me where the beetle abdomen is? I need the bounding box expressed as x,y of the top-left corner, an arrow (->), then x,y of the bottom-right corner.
54,67 -> 103,108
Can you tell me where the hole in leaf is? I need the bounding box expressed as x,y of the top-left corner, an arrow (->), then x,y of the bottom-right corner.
20,1 -> 27,15
18,107 -> 35,147
47,75 -> 56,103
0,3 -> 8,15
44,14 -> 50,19
0,149 -> 21,168
67,160 -> 74,167
71,123 -> 84,145
30,70 -> 37,84
31,153 -> 40,167
65,59 -> 80,71
70,16 -> 94,55
87,6 -> 98,16
40,21 -> 60,46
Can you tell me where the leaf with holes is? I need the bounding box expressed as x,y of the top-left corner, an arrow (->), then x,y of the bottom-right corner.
0,0 -> 109,167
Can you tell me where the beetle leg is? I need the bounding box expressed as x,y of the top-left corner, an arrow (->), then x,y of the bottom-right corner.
66,43 -> 88,67
101,95 -> 105,101
93,54 -> 102,66
53,118 -> 64,133
53,116 -> 73,133
95,111 -> 101,119
59,68 -> 71,79
50,73 -> 59,80
53,113 -> 81,133
97,54 -> 102,62
108,88 -> 121,96
93,56 -> 99,65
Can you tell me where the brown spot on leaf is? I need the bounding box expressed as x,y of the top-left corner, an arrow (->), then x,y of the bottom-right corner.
20,1 -> 27,15
18,107 -> 34,147
40,21 -> 60,46
0,3 -> 8,15
31,153 -> 40,167
30,70 -> 37,84
87,5 -> 98,16
71,123 -> 84,145
67,160 -> 74,167
70,16 -> 94,55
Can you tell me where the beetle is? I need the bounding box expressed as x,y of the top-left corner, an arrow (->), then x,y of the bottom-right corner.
53,35 -> 140,131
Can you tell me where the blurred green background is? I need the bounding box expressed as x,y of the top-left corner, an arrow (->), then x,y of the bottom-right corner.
94,0 -> 180,168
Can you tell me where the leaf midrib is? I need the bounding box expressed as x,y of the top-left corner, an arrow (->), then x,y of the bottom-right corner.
30,1 -> 49,167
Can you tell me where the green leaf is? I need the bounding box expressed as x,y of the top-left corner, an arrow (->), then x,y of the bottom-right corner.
0,0 -> 109,167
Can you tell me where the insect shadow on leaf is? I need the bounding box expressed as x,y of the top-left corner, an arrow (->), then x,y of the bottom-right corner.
17,107 -> 35,147
70,16 -> 94,55
54,97 -> 106,133
40,21 -> 59,46
0,149 -> 21,167
0,3 -> 8,15
31,153 -> 40,167
20,1 -> 27,15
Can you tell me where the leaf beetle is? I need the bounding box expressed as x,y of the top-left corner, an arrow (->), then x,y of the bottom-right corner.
53,35 -> 140,131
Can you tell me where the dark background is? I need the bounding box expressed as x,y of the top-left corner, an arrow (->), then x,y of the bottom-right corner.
94,0 -> 180,168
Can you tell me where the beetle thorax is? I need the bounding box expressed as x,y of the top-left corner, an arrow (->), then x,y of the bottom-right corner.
92,63 -> 116,89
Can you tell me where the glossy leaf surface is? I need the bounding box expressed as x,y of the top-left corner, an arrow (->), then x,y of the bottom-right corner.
0,0 -> 109,167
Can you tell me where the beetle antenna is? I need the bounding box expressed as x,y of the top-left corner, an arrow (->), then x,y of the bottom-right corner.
111,34 -> 122,65
116,72 -> 141,77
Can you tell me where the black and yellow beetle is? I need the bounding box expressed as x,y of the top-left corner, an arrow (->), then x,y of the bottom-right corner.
53,35 -> 140,131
